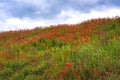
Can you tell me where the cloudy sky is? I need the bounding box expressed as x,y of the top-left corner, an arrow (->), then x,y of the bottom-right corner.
0,0 -> 120,31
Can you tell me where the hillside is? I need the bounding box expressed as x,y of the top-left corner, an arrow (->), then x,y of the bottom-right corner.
0,17 -> 120,80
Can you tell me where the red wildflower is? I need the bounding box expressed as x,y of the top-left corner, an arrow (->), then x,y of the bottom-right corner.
59,72 -> 63,76
96,71 -> 99,75
58,71 -> 63,80
32,36 -> 37,40
63,71 -> 67,75
65,62 -> 71,68
83,38 -> 88,43
39,33 -> 43,37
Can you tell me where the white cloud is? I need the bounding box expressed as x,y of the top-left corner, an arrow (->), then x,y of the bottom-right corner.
0,21 -> 17,31
1,7 -> 120,31
57,8 -> 120,24
6,18 -> 50,29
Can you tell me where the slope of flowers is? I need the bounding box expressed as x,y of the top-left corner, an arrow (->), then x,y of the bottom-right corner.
0,17 -> 120,80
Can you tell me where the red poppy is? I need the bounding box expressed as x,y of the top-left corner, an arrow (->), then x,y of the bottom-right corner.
65,62 -> 71,68
63,71 -> 67,75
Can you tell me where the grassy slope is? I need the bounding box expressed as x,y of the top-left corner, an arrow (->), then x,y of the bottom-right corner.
0,17 -> 120,80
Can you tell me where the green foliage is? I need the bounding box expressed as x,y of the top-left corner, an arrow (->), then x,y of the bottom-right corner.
0,68 -> 14,79
105,23 -> 116,31
21,67 -> 34,76
24,75 -> 38,80
30,38 -> 65,51
10,72 -> 24,80
5,61 -> 26,71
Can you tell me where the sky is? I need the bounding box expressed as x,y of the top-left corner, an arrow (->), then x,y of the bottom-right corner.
0,0 -> 120,31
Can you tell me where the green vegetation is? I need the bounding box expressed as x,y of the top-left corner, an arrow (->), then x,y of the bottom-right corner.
0,17 -> 120,80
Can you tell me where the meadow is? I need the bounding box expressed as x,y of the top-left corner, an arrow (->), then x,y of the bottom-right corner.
0,17 -> 120,80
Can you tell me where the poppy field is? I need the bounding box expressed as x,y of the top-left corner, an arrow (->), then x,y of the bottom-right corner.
0,17 -> 120,80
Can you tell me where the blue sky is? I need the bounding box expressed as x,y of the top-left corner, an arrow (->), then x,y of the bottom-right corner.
0,0 -> 120,31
